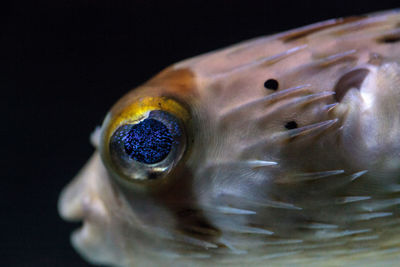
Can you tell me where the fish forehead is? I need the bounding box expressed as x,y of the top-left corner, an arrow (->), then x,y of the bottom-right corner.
60,10 -> 400,267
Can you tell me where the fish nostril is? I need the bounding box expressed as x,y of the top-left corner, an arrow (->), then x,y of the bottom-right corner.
333,68 -> 370,102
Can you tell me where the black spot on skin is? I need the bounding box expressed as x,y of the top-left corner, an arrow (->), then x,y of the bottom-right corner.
334,68 -> 370,102
285,121 -> 298,130
264,79 -> 279,90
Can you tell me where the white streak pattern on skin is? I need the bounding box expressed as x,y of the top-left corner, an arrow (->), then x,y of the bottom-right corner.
323,102 -> 339,111
360,198 -> 400,212
350,170 -> 368,181
212,206 -> 257,215
254,91 -> 336,123
276,169 -> 344,183
300,223 -> 338,229
242,119 -> 338,154
280,119 -> 339,139
219,84 -> 311,119
215,193 -> 303,210
212,45 -> 308,79
335,196 -> 371,204
353,212 -> 393,221
315,49 -> 357,66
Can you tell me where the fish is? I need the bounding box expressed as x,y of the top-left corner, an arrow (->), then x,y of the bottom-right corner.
58,9 -> 400,266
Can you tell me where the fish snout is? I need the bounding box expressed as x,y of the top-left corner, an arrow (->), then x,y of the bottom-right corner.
58,152 -> 109,222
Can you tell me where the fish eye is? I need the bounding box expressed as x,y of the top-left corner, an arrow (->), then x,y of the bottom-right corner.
100,97 -> 190,182
117,117 -> 173,164
109,110 -> 185,180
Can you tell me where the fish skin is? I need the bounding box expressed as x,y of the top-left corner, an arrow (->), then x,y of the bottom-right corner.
59,10 -> 400,266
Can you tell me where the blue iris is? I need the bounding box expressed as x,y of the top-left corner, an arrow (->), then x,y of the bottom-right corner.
123,118 -> 173,164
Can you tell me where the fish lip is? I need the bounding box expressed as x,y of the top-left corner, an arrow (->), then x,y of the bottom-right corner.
70,220 -> 110,266
58,188 -> 108,247
59,192 -> 109,226
58,175 -> 110,223
57,152 -> 116,264
68,209 -> 123,267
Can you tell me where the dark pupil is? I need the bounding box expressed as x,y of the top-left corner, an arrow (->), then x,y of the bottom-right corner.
123,118 -> 173,164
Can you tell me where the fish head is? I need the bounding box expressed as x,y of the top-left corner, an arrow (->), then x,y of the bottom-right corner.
58,67 -> 218,266
59,10 -> 400,266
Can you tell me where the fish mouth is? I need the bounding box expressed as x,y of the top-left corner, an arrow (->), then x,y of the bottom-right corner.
58,184 -> 109,236
69,219 -> 113,265
59,196 -> 117,266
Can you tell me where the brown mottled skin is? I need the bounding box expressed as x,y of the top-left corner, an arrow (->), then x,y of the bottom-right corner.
59,10 -> 400,266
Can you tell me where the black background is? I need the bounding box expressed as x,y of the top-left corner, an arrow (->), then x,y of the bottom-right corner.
2,1 -> 399,266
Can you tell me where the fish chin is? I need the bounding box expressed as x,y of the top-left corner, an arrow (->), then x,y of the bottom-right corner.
71,221 -> 120,266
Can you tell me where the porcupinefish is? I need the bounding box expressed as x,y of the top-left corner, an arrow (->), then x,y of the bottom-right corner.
58,10 -> 400,266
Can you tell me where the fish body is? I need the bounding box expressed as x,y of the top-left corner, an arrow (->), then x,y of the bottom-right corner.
59,10 -> 400,266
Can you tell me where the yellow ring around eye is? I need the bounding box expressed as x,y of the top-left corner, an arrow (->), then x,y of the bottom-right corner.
103,96 -> 190,144
99,96 -> 191,185
99,96 -> 191,184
